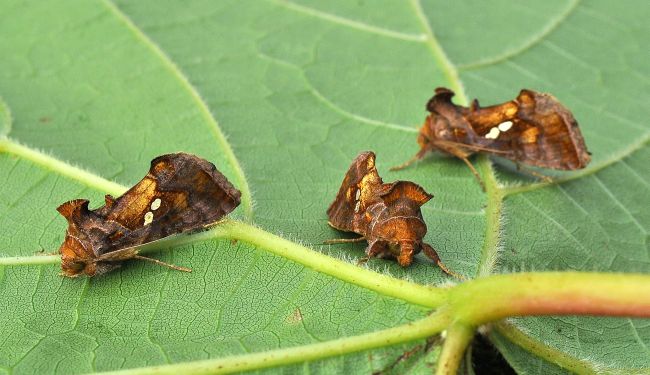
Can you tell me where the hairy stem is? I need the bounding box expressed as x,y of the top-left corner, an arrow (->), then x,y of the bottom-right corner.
199,220 -> 447,308
0,137 -> 127,196
475,156 -> 503,277
450,272 -> 650,324
93,271 -> 650,375
436,323 -> 475,375
97,310 -> 452,375
492,322 -> 598,375
0,220 -> 446,308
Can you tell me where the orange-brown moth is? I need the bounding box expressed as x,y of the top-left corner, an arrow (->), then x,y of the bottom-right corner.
393,88 -> 591,190
57,152 -> 241,277
327,151 -> 460,278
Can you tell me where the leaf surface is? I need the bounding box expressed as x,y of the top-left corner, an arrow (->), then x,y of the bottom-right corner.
0,0 -> 648,374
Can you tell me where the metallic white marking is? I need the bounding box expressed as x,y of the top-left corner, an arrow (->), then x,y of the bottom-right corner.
485,127 -> 500,139
151,198 -> 161,211
144,211 -> 154,225
355,189 -> 360,201
498,121 -> 513,132
354,201 -> 361,213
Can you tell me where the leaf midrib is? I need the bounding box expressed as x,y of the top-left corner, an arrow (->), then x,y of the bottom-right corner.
100,0 -> 254,220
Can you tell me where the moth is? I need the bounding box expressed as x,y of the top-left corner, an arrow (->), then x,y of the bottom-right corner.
392,87 -> 591,189
57,152 -> 241,277
326,151 -> 460,278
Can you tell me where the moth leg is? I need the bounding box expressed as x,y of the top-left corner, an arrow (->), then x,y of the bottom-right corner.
323,236 -> 366,245
459,156 -> 486,192
366,240 -> 389,259
442,146 -> 485,191
515,163 -> 553,183
390,149 -> 428,171
133,255 -> 192,273
356,256 -> 370,266
421,243 -> 465,280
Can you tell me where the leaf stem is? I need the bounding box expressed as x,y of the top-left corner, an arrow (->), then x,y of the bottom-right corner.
0,220 -> 446,307
95,310 -> 452,375
0,254 -> 59,266
91,271 -> 650,375
409,0 -> 468,105
0,137 -> 127,196
475,156 -> 503,277
491,321 -> 598,375
450,272 -> 650,324
435,323 -> 475,375
191,220 -> 447,308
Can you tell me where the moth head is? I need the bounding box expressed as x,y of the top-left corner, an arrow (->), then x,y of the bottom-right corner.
58,234 -> 93,277
396,241 -> 417,267
57,199 -> 104,277
420,87 -> 459,147
426,87 -> 456,112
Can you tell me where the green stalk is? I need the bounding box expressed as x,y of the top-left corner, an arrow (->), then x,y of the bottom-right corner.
450,272 -> 650,324
436,323 -> 475,375
96,310 -> 451,375
202,220 -> 447,308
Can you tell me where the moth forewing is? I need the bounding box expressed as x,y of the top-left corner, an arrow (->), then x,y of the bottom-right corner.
394,87 -> 591,187
56,152 -> 241,277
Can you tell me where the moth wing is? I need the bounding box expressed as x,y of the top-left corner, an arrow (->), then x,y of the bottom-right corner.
510,90 -> 590,169
370,182 -> 431,246
380,181 -> 432,207
100,153 -> 241,250
327,151 -> 378,232
467,90 -> 590,169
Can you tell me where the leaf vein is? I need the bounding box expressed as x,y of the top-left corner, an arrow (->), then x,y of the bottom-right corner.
146,267 -> 173,365
267,0 -> 426,42
592,175 -> 647,235
101,0 -> 254,220
459,0 -> 580,70
519,195 -> 591,257
0,137 -> 126,196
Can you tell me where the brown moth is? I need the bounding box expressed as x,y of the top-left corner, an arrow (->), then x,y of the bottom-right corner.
57,152 -> 241,277
392,87 -> 591,189
326,151 -> 460,277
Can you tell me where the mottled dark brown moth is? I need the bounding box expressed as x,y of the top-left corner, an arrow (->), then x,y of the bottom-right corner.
57,152 -> 241,277
392,87 -> 591,189
327,151 -> 460,278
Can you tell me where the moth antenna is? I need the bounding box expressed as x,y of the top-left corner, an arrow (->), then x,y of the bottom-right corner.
322,236 -> 366,245
133,255 -> 191,273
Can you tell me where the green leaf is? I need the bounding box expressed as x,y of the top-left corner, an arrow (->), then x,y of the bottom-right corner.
0,1 -> 648,374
